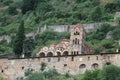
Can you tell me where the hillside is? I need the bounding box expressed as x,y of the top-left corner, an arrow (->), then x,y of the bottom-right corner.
0,0 -> 120,35
0,0 -> 120,55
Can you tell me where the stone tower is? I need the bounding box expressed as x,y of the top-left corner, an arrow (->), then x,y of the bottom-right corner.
70,24 -> 87,55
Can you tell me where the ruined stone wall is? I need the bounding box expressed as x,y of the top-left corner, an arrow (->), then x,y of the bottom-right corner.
0,53 -> 120,80
40,22 -> 118,33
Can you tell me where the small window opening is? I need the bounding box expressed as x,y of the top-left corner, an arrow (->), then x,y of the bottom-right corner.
64,64 -> 67,67
1,70 -> 4,73
71,56 -> 74,61
22,67 -> 24,70
88,57 -> 90,61
96,56 -> 98,60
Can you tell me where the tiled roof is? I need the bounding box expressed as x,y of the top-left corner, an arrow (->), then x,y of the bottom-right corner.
73,24 -> 83,29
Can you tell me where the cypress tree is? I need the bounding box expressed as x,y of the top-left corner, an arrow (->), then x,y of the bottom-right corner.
13,21 -> 25,58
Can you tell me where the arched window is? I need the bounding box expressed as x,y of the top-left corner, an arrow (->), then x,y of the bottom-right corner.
79,64 -> 86,69
77,39 -> 79,44
75,38 -> 77,44
74,51 -> 76,55
73,40 -> 75,44
63,51 -> 69,56
74,31 -> 80,35
57,52 -> 61,56
77,51 -> 79,55
47,52 -> 53,57
74,32 -> 76,35
39,52 -> 45,57
92,63 -> 99,69
71,51 -> 73,55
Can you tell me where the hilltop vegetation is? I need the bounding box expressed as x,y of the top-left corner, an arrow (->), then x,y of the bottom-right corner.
0,0 -> 120,35
0,0 -> 120,55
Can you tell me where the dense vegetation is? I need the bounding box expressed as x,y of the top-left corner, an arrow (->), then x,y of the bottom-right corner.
0,0 -> 120,55
22,65 -> 120,80
82,65 -> 120,80
0,0 -> 120,35
86,23 -> 120,53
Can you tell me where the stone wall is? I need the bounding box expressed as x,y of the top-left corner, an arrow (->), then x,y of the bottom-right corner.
0,53 -> 120,80
39,22 -> 118,33
0,35 -> 11,43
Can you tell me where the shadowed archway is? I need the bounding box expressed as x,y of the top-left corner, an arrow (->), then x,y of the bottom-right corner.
92,63 -> 99,69
63,51 -> 69,56
47,52 -> 53,57
79,64 -> 86,69
39,52 -> 45,57
57,52 -> 61,56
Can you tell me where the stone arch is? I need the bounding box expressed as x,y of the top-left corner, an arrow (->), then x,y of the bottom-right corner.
39,52 -> 45,57
92,63 -> 99,69
47,52 -> 53,57
106,62 -> 111,65
63,51 -> 69,56
79,64 -> 86,69
56,52 -> 61,56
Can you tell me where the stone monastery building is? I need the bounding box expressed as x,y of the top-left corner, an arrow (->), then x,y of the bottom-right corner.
0,24 -> 120,80
37,24 -> 92,57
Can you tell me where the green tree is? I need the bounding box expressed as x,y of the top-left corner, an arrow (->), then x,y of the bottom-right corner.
40,62 -> 46,72
22,0 -> 38,14
39,30 -> 57,45
23,38 -> 36,57
13,21 -> 25,58
82,69 -> 100,80
112,27 -> 120,40
8,5 -> 17,15
43,69 -> 59,79
93,47 -> 101,54
101,65 -> 120,80
26,72 -> 45,80
25,68 -> 34,76
101,39 -> 114,49
89,6 -> 102,22
21,0 -> 49,14
104,2 -> 120,13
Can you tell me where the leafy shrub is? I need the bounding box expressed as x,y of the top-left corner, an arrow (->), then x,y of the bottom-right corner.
82,65 -> 120,80
112,27 -> 120,40
25,68 -> 34,76
2,0 -> 13,6
40,62 -> 47,72
8,6 -> 17,15
25,72 -> 45,80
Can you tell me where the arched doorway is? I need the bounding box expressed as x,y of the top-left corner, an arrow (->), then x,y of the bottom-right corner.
79,64 -> 86,74
63,51 -> 69,56
92,63 -> 99,69
57,52 -> 61,56
79,64 -> 86,69
47,52 -> 53,57
39,52 -> 45,57
106,62 -> 111,65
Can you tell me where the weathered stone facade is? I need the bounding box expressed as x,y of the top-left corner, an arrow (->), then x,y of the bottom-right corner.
0,24 -> 120,80
0,53 -> 120,80
37,24 -> 91,57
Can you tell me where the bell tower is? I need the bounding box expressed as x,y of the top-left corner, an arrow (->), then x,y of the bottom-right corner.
70,24 -> 86,55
